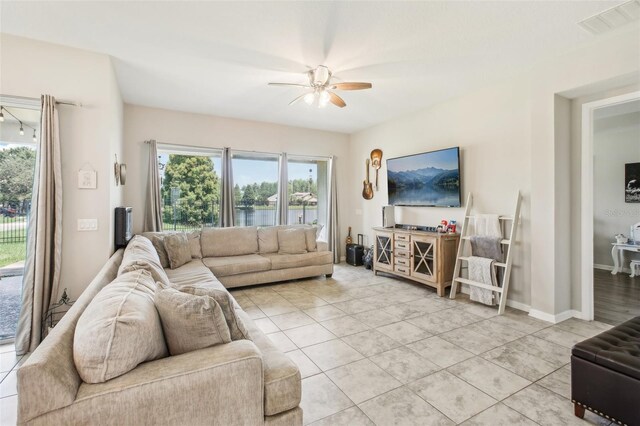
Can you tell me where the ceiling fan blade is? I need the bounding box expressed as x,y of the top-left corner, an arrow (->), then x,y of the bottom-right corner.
288,92 -> 309,105
331,82 -> 372,90
329,92 -> 346,108
268,83 -> 311,88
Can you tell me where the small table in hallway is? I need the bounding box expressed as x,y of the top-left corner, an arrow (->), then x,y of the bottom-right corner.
611,243 -> 640,275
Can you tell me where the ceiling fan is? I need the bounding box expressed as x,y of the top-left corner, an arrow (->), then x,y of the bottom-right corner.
268,65 -> 372,108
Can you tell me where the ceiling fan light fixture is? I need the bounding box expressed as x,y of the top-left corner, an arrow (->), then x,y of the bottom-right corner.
304,92 -> 316,105
318,90 -> 330,108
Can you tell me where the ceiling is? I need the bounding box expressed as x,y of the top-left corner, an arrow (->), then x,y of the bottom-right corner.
0,1 -> 635,133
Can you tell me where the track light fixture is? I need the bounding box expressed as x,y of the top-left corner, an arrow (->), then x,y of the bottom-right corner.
0,107 -> 4,122
19,123 -> 24,136
32,129 -> 37,142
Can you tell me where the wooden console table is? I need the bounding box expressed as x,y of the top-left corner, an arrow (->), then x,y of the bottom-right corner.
373,227 -> 460,296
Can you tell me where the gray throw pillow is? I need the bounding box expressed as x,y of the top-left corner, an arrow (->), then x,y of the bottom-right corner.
163,233 -> 192,269
180,286 -> 250,341
155,287 -> 231,356
278,228 -> 308,254
141,232 -> 171,268
304,227 -> 318,252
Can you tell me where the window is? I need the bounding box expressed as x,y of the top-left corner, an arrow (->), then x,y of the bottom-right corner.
0,101 -> 39,341
231,152 -> 279,227
158,147 -> 222,230
287,157 -> 329,229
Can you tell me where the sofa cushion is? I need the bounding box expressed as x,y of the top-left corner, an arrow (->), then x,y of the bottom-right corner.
304,227 -> 318,252
278,228 -> 307,255
118,235 -> 171,287
141,232 -> 172,268
179,286 -> 250,341
236,309 -> 301,416
164,259 -> 220,287
155,287 -> 231,356
258,226 -> 280,254
201,227 -> 259,257
188,231 -> 203,259
264,251 -> 333,270
163,233 -> 192,269
203,254 -> 271,277
73,269 -> 168,383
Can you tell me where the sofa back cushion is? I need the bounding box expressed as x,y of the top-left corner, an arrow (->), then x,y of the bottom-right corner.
304,227 -> 318,252
73,269 -> 168,383
155,287 -> 232,355
118,235 -> 171,287
278,228 -> 308,254
188,231 -> 203,259
258,226 -> 280,254
163,233 -> 192,269
201,226 -> 259,257
141,231 -> 172,268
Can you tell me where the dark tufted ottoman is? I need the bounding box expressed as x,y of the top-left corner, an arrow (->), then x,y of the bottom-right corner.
571,316 -> 640,425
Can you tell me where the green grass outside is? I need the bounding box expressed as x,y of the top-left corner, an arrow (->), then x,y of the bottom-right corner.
0,215 -> 27,223
0,242 -> 25,268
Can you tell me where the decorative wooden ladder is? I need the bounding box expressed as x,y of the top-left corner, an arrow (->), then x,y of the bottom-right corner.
449,191 -> 522,315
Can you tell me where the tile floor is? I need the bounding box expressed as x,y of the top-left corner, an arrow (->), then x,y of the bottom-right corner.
0,264 -> 614,425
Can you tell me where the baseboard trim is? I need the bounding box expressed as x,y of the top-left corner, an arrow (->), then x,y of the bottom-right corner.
528,308 -> 579,324
594,263 -> 632,274
459,285 -> 530,314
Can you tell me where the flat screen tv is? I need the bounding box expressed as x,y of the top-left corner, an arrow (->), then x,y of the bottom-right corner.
387,147 -> 461,207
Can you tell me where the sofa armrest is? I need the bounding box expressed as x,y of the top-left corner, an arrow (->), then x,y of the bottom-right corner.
317,240 -> 328,252
64,341 -> 264,425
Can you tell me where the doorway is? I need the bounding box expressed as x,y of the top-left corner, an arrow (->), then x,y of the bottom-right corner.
0,98 -> 39,342
581,92 -> 640,324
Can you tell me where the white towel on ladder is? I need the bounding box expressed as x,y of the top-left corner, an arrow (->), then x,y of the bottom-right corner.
473,214 -> 501,238
468,256 -> 497,306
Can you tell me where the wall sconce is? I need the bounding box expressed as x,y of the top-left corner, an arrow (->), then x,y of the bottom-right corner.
114,155 -> 127,186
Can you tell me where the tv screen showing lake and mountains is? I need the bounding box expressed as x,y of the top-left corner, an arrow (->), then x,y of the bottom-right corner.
387,147 -> 461,207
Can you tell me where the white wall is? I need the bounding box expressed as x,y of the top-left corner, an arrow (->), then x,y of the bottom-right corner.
348,76 -> 533,308
0,34 -> 124,299
122,104 -> 350,252
593,111 -> 640,266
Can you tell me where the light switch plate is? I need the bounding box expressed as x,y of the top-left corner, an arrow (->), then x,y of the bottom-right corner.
77,219 -> 98,231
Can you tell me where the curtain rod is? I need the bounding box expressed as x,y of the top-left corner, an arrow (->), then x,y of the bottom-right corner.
0,94 -> 81,107
146,140 -> 332,161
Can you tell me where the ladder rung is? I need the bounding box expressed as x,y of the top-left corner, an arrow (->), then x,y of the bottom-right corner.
458,257 -> 506,268
461,236 -> 510,245
454,277 -> 503,293
465,215 -> 513,220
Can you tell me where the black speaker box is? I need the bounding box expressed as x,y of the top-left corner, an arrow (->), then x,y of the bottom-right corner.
346,243 -> 365,266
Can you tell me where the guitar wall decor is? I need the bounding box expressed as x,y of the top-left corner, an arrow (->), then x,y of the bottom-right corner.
370,149 -> 383,191
362,158 -> 374,200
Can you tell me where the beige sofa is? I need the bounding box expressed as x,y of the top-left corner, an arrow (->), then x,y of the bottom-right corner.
146,225 -> 334,288
17,226 -> 333,425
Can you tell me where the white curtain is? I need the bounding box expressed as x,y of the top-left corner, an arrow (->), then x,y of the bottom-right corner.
144,139 -> 163,232
15,95 -> 63,355
220,147 -> 235,227
276,152 -> 288,225
328,156 -> 340,264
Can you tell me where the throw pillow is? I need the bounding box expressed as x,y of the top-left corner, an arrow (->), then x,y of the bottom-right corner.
278,228 -> 308,254
163,233 -> 192,269
118,235 -> 171,287
141,232 -> 171,268
74,269 -> 168,383
304,227 -> 318,252
155,287 -> 231,356
188,231 -> 203,259
180,286 -> 250,341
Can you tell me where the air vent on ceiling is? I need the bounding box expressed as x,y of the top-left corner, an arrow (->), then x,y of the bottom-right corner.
578,0 -> 640,34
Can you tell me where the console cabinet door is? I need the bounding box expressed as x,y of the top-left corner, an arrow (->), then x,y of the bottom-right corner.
411,235 -> 437,282
374,231 -> 394,271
